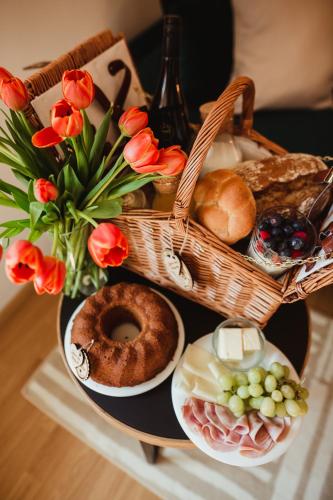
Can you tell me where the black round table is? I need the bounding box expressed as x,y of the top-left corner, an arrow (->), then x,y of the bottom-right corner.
57,267 -> 310,461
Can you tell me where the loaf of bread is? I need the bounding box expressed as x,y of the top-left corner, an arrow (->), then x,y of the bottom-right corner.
193,169 -> 256,244
235,153 -> 328,215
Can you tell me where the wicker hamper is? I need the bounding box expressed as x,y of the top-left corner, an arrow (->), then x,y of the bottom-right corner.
24,30 -> 333,326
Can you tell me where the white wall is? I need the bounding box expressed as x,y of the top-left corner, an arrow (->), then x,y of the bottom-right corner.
0,0 -> 162,308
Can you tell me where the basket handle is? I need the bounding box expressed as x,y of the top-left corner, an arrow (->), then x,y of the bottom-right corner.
172,76 -> 255,222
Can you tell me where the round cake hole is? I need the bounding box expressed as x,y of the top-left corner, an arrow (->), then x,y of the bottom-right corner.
101,306 -> 141,342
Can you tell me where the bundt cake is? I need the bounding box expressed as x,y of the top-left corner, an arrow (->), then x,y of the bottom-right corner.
71,283 -> 179,387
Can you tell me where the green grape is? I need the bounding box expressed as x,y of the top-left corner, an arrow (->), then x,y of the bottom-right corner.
271,390 -> 283,402
217,391 -> 232,405
285,399 -> 300,417
248,367 -> 262,384
298,387 -> 309,400
264,374 -> 277,393
283,365 -> 290,378
248,383 -> 264,397
234,410 -> 245,418
275,402 -> 287,417
269,362 -> 285,380
281,384 -> 295,400
237,385 -> 250,399
219,374 -> 234,391
297,399 -> 309,416
258,367 -> 267,380
249,396 -> 264,410
234,372 -> 248,386
229,395 -> 245,414
260,397 -> 276,417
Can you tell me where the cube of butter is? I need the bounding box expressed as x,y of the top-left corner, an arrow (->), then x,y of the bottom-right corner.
217,328 -> 243,360
242,327 -> 261,351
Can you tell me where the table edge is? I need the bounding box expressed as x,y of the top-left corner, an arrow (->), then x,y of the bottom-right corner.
56,294 -> 194,449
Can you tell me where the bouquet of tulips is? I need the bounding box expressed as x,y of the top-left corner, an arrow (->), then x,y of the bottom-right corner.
0,67 -> 187,298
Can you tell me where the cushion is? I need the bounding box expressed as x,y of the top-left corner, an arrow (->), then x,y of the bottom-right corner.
231,0 -> 333,110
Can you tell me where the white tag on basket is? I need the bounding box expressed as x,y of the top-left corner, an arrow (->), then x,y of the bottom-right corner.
162,248 -> 194,291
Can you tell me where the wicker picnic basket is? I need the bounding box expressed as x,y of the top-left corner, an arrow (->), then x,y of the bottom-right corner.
24,30 -> 333,326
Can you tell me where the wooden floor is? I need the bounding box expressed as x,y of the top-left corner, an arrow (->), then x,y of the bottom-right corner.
0,287 -> 158,500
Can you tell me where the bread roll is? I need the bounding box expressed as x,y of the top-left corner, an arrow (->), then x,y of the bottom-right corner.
235,153 -> 328,215
193,169 -> 256,244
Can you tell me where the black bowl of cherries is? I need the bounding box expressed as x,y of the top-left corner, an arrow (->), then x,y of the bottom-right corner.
256,206 -> 317,262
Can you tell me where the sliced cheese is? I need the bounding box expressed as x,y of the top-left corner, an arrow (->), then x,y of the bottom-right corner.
179,367 -> 195,391
208,359 -> 229,381
192,378 -> 220,404
182,344 -> 217,383
242,327 -> 261,351
217,328 -> 243,360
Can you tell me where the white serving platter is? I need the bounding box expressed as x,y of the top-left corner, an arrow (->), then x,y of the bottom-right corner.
171,334 -> 302,467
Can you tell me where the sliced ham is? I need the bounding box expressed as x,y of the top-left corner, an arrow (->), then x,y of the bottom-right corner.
259,413 -> 291,442
181,397 -> 289,459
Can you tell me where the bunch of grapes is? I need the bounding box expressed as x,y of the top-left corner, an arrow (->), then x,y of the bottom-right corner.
217,362 -> 309,418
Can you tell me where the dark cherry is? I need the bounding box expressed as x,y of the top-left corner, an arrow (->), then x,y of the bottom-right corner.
283,224 -> 294,236
259,221 -> 270,231
271,227 -> 283,238
292,220 -> 306,231
280,248 -> 292,257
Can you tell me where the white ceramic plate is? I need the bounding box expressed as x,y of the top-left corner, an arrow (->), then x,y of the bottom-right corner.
171,334 -> 302,467
64,289 -> 185,397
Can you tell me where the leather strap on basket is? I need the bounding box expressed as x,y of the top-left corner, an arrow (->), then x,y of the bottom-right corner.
172,76 -> 255,230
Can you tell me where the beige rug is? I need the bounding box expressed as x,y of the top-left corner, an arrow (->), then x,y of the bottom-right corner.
22,310 -> 333,500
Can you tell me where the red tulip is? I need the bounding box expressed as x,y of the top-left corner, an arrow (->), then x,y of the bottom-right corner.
32,126 -> 63,148
34,256 -> 66,295
5,240 -> 44,284
88,223 -> 129,268
51,99 -> 83,138
157,145 -> 187,176
0,77 -> 29,111
0,244 -> 3,261
124,128 -> 160,173
119,106 -> 148,137
62,69 -> 95,109
34,179 -> 58,203
0,67 -> 13,88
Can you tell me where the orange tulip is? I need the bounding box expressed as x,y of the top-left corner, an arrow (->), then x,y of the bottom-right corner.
62,69 -> 95,109
34,179 -> 58,203
124,128 -> 160,173
51,99 -> 83,138
0,67 -> 13,88
88,223 -> 129,268
34,256 -> 66,295
32,126 -> 63,148
157,145 -> 187,176
5,240 -> 44,284
119,106 -> 148,137
0,76 -> 29,111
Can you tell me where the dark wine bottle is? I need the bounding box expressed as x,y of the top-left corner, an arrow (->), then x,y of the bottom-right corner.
149,15 -> 193,153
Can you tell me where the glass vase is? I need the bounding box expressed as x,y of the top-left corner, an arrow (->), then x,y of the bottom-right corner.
59,222 -> 108,299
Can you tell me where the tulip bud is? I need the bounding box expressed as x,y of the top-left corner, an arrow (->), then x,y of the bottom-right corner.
5,240 -> 44,284
34,256 -> 66,295
88,223 -> 129,268
119,106 -> 148,137
0,244 -> 3,261
124,128 -> 161,173
157,145 -> 187,176
62,69 -> 95,109
51,99 -> 83,138
34,179 -> 58,203
0,77 -> 29,111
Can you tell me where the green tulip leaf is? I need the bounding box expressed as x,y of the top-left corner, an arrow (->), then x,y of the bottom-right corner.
0,179 -> 29,212
83,199 -> 122,219
89,105 -> 113,170
107,175 -> 160,199
29,201 -> 45,228
59,163 -> 85,203
82,110 -> 94,155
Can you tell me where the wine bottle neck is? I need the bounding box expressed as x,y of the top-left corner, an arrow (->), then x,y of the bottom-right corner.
162,15 -> 181,58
